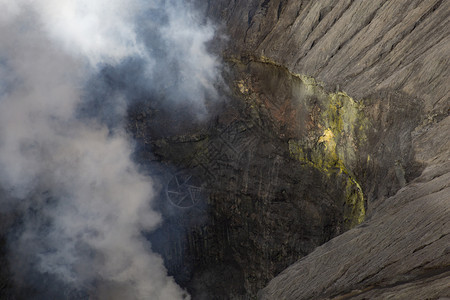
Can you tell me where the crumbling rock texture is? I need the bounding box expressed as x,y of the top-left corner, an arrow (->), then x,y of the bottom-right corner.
207,0 -> 449,114
201,0 -> 449,298
129,62 -> 369,297
127,0 -> 450,298
260,116 -> 450,299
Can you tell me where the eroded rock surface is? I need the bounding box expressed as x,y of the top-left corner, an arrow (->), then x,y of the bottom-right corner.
129,57 -> 445,298
204,0 -> 449,298
207,0 -> 449,114
129,62 -> 370,297
200,0 -> 450,298
260,116 -> 450,299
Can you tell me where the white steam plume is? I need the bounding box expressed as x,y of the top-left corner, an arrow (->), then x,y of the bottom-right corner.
0,0 -> 220,299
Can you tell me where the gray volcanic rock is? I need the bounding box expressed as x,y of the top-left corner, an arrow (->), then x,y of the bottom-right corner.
131,0 -> 449,298
129,63 -> 370,298
208,0 -> 449,114
260,116 -> 450,299
202,0 -> 450,298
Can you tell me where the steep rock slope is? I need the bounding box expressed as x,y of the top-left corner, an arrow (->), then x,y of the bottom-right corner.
203,0 -> 449,298
129,62 -> 372,297
209,0 -> 448,114
260,116 -> 450,298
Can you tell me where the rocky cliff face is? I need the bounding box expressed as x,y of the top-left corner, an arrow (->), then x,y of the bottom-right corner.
129,0 -> 449,298
207,0 -> 448,114
129,59 -> 374,297
198,0 -> 449,298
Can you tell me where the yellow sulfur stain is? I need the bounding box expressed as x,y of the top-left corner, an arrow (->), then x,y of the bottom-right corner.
229,54 -> 369,228
318,129 -> 336,151
236,80 -> 249,94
